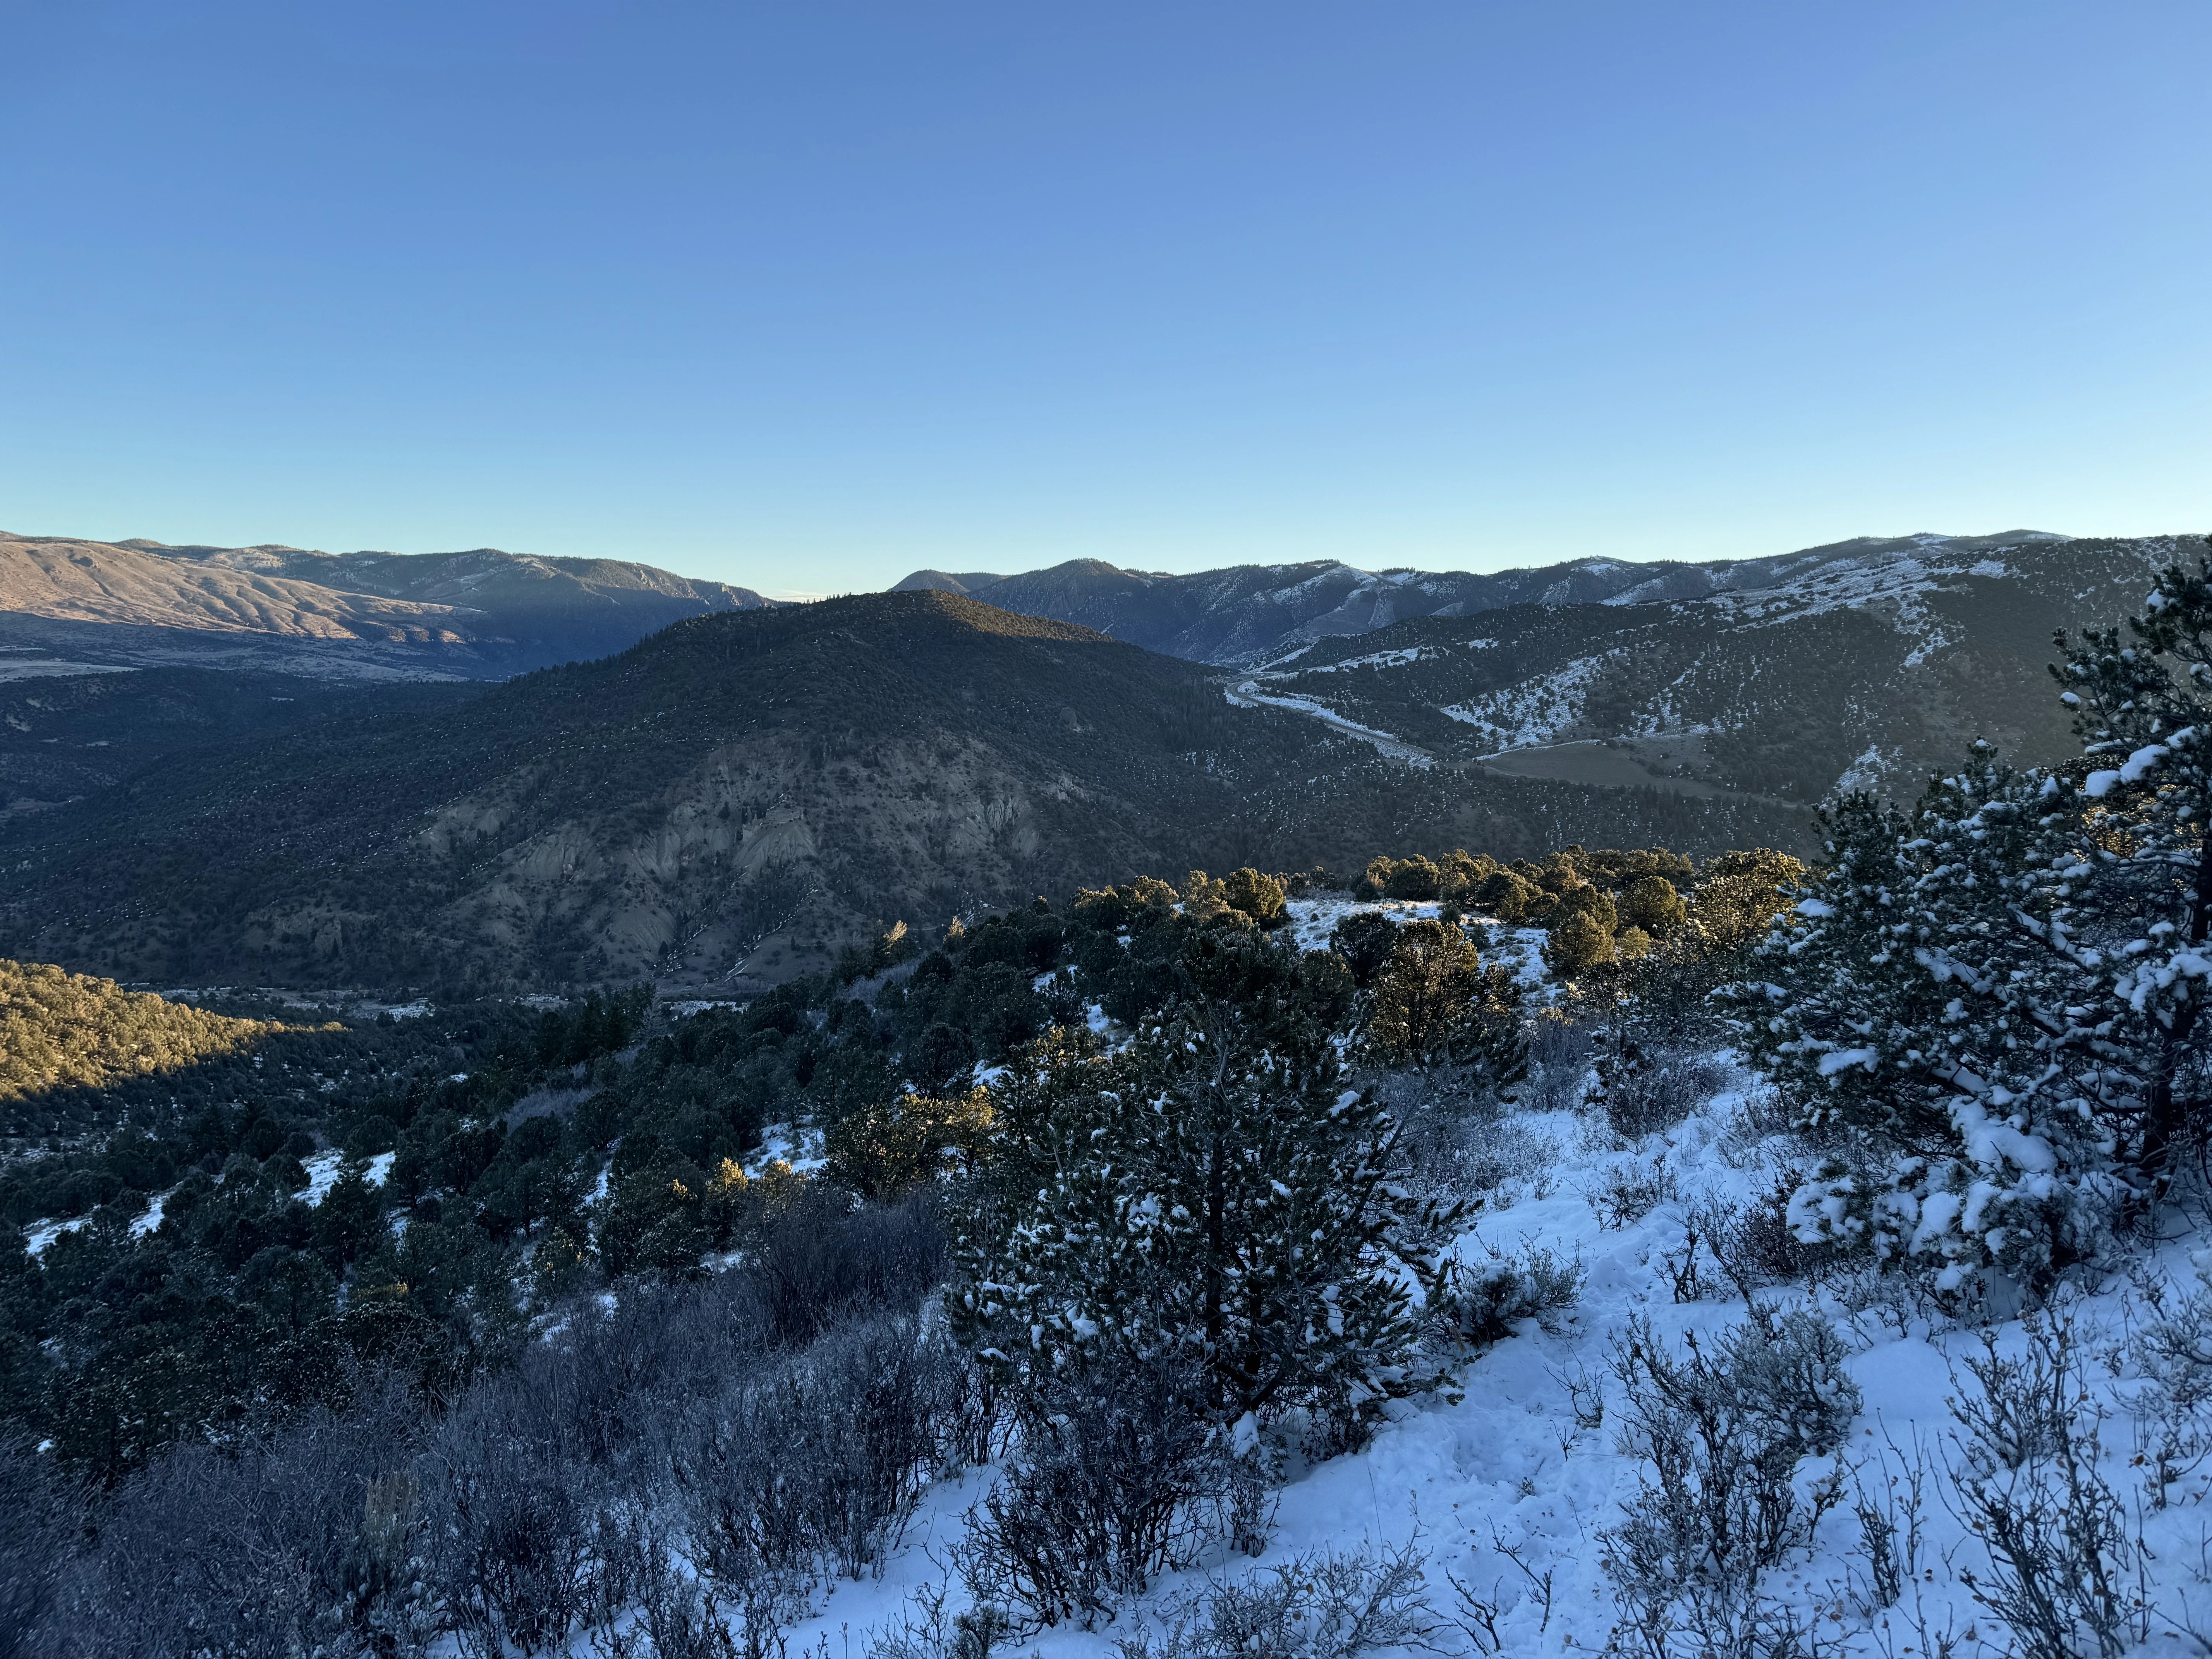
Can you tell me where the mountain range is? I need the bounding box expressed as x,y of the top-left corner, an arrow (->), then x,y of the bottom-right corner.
902,532 -> 2201,804
2,526 -> 2198,992
891,531 -> 2061,667
0,591 -> 1808,993
0,531 -> 769,682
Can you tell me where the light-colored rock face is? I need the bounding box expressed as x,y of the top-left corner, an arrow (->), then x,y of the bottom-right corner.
0,531 -> 773,681
401,732 -> 1067,989
0,535 -> 473,640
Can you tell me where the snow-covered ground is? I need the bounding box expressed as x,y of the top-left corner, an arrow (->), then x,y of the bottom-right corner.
1442,652 -> 1614,751
1283,897 -> 1551,992
750,1121 -> 826,1175
296,1147 -> 396,1206
22,1214 -> 88,1257
1225,681 -> 1434,768
733,1068 -> 2212,1659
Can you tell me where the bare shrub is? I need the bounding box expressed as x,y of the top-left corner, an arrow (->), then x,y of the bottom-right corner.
1846,1430 -> 1930,1618
0,1437 -> 70,1659
961,1358 -> 1254,1631
1943,1315 -> 2148,1659
56,1376 -> 440,1659
1390,1097 -> 1552,1205
1428,1242 -> 1584,1354
587,1520 -> 747,1659
1600,1304 -> 1859,1659
1661,1186 -> 1817,1308
1582,1154 -> 1679,1230
2121,1276 -> 2212,1508
1449,1530 -> 1554,1654
34,1190 -> 962,1657
740,1186 -> 948,1349
1662,1210 -> 1713,1304
795,1316 -> 962,1577
1588,1039 -> 1727,1142
431,1379 -> 635,1659
1697,1179 -> 1816,1300
867,1579 -> 1014,1659
669,1315 -> 961,1593
1112,1541 -> 1436,1659
1522,1011 -> 1591,1114
1716,1085 -> 1798,1166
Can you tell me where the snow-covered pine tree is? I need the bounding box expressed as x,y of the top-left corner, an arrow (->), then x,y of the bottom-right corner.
948,923 -> 1451,1441
1725,555 -> 2212,1284
2049,548 -> 2212,1191
1723,759 -> 2122,1287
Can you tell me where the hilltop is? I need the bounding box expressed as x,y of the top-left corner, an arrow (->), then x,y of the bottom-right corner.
0,957 -> 290,1105
891,531 -> 2063,667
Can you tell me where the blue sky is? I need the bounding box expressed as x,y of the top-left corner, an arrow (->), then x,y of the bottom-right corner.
3,3 -> 2207,596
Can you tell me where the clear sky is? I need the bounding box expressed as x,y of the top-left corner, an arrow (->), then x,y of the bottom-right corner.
3,3 -> 2207,597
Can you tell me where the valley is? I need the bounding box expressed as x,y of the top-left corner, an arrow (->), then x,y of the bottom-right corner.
918,533 -> 2200,805
5,528 -> 2209,1659
0,587 -> 1817,994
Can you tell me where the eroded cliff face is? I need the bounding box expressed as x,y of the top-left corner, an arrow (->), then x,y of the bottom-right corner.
206,725 -> 1145,993
412,732 -> 1103,989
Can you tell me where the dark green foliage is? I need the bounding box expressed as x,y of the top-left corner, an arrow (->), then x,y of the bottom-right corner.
949,919 -> 1447,1439
1329,912 -> 1400,988
1221,867 -> 1289,927
907,1022 -> 977,1095
0,977 -> 741,1480
1363,919 -> 1527,1087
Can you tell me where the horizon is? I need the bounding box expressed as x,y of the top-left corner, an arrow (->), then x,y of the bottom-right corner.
4,4 -> 2208,591
4,522 -> 2092,605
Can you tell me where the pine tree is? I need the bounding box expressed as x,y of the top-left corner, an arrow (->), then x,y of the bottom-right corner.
1726,750 -> 2157,1286
948,924 -> 1450,1437
2049,548 -> 2212,1189
1363,918 -> 1526,1090
1720,555 -> 2212,1281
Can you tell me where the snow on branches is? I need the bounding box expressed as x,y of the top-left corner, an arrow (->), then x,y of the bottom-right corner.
1724,550 -> 2212,1287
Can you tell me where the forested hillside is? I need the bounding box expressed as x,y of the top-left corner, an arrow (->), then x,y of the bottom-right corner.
1226,533 -> 2198,801
894,531 -> 2058,667
0,668 -> 483,823
0,591 -> 1811,993
0,960 -> 294,1108
0,839 -> 1769,1486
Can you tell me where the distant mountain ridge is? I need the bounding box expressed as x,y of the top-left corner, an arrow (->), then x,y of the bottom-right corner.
893,532 -> 2064,667
1219,532 -> 2202,807
0,590 -> 1811,993
901,531 -> 2205,807
0,532 -> 771,681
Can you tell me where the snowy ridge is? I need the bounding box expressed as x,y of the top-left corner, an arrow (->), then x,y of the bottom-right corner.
739,1067 -> 2212,1659
1297,647 -> 1437,675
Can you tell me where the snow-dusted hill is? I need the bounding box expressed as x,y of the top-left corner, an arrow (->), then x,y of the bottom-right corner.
678,895 -> 2212,1659
893,533 -> 2068,671
731,1058 -> 2212,1659
1225,534 -> 2199,805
